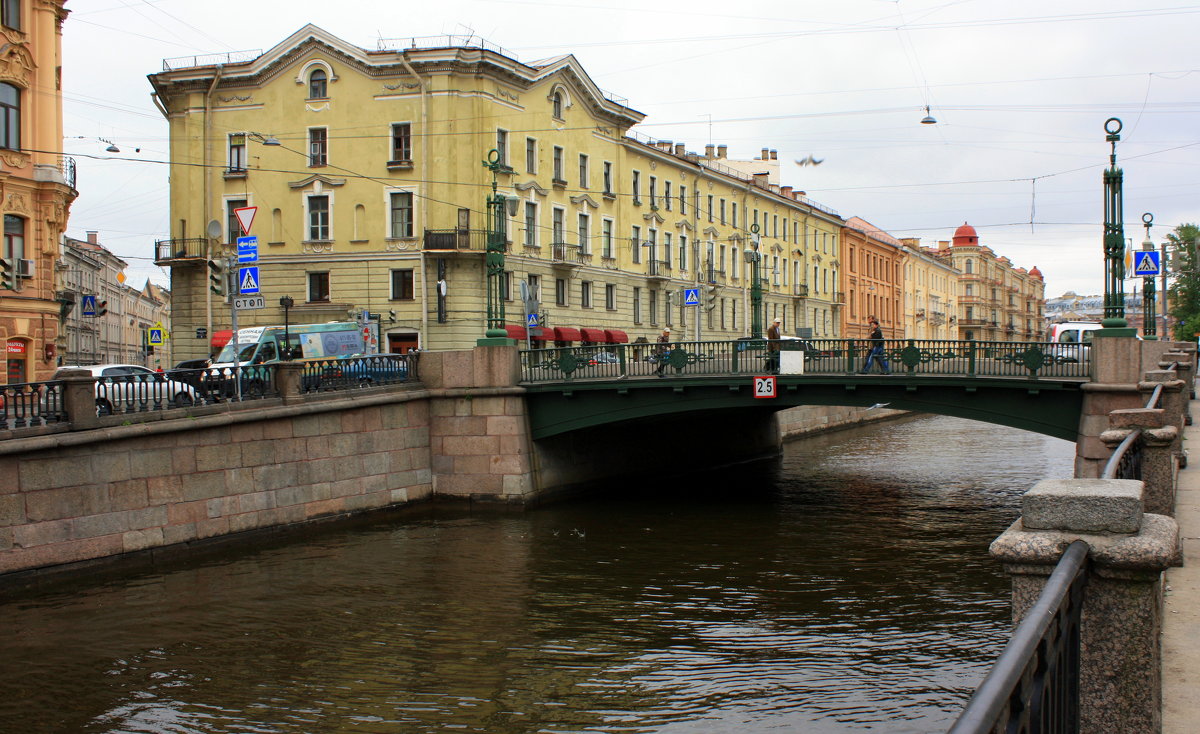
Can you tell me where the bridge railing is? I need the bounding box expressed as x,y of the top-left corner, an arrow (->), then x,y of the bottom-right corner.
519,339 -> 1090,383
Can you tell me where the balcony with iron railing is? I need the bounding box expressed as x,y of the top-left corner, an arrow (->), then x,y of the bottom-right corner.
423,228 -> 489,252
648,260 -> 672,281
792,283 -> 809,298
551,242 -> 582,267
154,237 -> 209,264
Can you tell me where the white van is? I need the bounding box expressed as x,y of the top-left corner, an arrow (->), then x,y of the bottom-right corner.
1047,321 -> 1101,361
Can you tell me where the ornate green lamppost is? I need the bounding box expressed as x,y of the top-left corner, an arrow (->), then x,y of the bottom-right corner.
747,224 -> 764,338
478,149 -> 516,345
1101,118 -> 1132,332
1140,212 -> 1157,339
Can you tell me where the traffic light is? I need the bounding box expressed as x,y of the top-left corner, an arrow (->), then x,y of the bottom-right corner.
97,300 -> 108,317
208,258 -> 226,296
705,283 -> 718,311
0,257 -> 13,290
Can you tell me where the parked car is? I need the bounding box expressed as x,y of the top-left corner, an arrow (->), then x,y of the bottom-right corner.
588,352 -> 619,365
54,364 -> 200,415
167,358 -> 211,389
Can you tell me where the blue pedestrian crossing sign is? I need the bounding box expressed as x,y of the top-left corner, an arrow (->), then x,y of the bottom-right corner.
81,294 -> 97,317
147,328 -> 165,346
239,266 -> 260,295
526,312 -> 539,328
1133,250 -> 1160,276
683,288 -> 700,306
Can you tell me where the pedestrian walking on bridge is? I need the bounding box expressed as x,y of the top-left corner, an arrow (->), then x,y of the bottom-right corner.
859,318 -> 891,375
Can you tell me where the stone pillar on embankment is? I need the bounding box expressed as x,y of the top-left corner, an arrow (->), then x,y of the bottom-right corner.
991,479 -> 1181,734
1076,338 -> 1181,478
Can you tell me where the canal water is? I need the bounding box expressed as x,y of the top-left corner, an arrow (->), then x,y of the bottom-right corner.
0,414 -> 1074,733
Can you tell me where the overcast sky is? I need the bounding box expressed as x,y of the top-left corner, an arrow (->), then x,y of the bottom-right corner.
62,0 -> 1200,300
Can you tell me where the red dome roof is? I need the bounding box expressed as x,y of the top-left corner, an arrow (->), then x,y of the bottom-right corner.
1029,266 -> 1043,279
952,222 -> 979,247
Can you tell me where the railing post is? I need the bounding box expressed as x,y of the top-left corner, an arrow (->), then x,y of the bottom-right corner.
59,369 -> 100,431
967,341 -> 977,376
1102,407 -> 1177,516
275,361 -> 304,405
1141,371 -> 1187,460
990,479 -> 1180,734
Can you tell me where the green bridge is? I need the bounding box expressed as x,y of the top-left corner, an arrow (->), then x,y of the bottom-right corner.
519,338 -> 1091,442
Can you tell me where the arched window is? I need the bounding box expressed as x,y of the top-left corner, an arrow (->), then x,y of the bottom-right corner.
551,91 -> 563,119
0,83 -> 19,150
308,69 -> 328,99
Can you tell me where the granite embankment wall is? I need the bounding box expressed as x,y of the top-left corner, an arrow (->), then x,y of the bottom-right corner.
777,404 -> 908,439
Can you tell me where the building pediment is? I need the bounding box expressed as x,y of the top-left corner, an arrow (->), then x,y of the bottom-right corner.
675,219 -> 694,232
703,226 -> 720,238
288,174 -> 346,190
515,180 -> 549,196
569,193 -> 599,209
642,210 -> 664,224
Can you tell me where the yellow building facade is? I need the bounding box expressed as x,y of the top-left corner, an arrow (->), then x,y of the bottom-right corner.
0,0 -> 75,383
899,240 -> 958,340
149,26 -> 844,358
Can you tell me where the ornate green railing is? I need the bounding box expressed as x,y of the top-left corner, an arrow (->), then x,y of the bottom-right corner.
519,339 -> 1090,383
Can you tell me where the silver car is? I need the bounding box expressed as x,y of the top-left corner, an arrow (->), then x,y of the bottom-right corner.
54,364 -> 200,415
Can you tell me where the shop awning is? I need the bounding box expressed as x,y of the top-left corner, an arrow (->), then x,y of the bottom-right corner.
604,329 -> 629,344
211,329 -> 233,349
579,327 -> 607,343
530,326 -> 554,341
553,326 -> 582,342
503,324 -> 527,340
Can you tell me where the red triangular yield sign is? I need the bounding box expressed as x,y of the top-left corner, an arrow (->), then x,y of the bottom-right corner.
233,206 -> 257,235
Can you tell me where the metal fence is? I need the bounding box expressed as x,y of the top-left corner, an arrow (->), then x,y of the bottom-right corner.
948,540 -> 1089,734
299,353 -> 415,393
1100,366 -> 1173,480
519,339 -> 1091,383
0,380 -> 66,430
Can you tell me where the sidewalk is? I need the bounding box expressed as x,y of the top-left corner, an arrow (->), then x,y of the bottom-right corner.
1163,413 -> 1200,733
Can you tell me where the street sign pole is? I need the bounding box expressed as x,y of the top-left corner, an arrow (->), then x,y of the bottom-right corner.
228,256 -> 242,403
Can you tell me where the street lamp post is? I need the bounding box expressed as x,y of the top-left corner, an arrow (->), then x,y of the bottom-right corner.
479,148 -> 517,345
1140,213 -> 1156,339
748,224 -> 764,339
1101,118 -> 1133,333
279,295 -> 294,358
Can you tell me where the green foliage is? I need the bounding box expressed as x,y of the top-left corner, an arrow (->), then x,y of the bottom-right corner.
1166,223 -> 1200,340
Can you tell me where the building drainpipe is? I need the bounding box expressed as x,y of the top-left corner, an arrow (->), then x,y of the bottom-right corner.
399,51 -> 430,345
204,66 -> 223,353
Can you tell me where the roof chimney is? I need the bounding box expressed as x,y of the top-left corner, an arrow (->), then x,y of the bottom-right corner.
705,144 -> 715,158
86,231 -> 98,244
674,143 -> 685,156
781,186 -> 793,196
761,147 -> 769,160
770,149 -> 778,160
717,144 -> 727,159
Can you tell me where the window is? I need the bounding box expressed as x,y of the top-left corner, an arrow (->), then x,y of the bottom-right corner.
495,129 -> 508,166
633,287 -> 642,322
663,232 -> 672,267
632,171 -> 641,202
578,154 -> 588,188
1,0 -> 20,30
605,283 -> 616,310
227,133 -> 246,172
389,192 -> 413,238
603,161 -> 613,194
3,214 -> 24,262
552,208 -> 565,244
707,195 -> 714,222
308,271 -> 330,302
307,195 -> 330,240
680,186 -> 687,214
679,234 -> 687,271
503,271 -> 513,301
578,212 -> 590,253
731,202 -> 738,228
719,198 -> 726,225
552,146 -> 564,182
525,137 -> 537,173
649,290 -> 658,325
309,128 -> 327,166
581,281 -> 592,308
391,123 -> 412,162
631,225 -> 641,264
555,277 -> 567,306
524,202 -> 537,247
552,91 -> 563,119
602,219 -> 613,258
664,181 -> 672,211
391,269 -> 414,300
308,68 -> 328,99
0,83 -> 19,150
226,199 -> 248,241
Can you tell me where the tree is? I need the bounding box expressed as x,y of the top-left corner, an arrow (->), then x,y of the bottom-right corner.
1166,223 -> 1200,340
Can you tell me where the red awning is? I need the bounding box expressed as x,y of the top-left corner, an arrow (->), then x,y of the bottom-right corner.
580,327 -> 607,343
604,329 -> 629,344
211,329 -> 233,349
503,324 -> 527,340
530,326 -> 553,341
553,326 -> 582,342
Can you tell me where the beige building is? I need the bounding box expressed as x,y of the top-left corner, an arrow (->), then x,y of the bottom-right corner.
899,240 -> 958,340
931,223 -> 1044,342
0,0 -> 75,383
147,26 -> 845,359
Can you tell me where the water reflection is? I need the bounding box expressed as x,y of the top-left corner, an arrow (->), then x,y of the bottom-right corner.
0,415 -> 1073,733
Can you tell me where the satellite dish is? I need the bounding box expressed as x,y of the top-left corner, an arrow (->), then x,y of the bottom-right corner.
206,220 -> 222,239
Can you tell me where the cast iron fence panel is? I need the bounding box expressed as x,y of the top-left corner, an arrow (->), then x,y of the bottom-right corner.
0,380 -> 66,429
948,540 -> 1088,734
519,339 -> 1090,383
299,354 -> 415,393
94,373 -> 206,415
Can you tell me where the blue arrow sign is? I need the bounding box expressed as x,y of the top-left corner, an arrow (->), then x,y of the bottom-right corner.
237,235 -> 259,263
81,294 -> 97,317
1133,250 -> 1160,276
526,313 -> 539,328
239,266 -> 260,295
683,288 -> 700,306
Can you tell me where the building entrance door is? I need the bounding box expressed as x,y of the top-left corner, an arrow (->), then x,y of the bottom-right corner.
387,333 -> 419,354
7,339 -> 27,382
